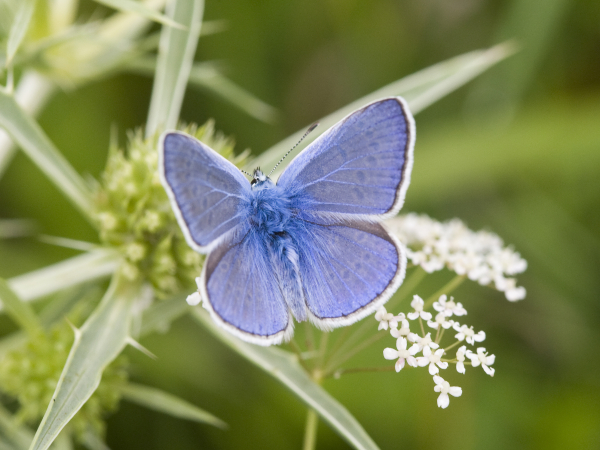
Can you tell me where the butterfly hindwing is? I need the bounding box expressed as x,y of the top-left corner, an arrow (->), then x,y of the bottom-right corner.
160,131 -> 251,252
277,97 -> 415,218
295,216 -> 406,328
199,227 -> 293,345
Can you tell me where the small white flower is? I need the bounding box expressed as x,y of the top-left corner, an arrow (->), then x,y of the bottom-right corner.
506,285 -> 526,302
427,312 -> 454,330
417,347 -> 448,375
375,306 -> 403,330
433,375 -> 462,408
433,294 -> 467,317
456,345 -> 467,374
411,332 -> 439,352
387,214 -> 527,301
390,319 -> 414,339
407,295 -> 432,321
453,324 -> 486,345
383,337 -> 419,372
186,291 -> 202,306
468,347 -> 496,376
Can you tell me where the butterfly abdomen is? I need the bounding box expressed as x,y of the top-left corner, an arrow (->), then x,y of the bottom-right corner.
268,231 -> 307,322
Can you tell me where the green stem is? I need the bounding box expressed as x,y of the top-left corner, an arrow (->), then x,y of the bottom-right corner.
288,339 -> 312,372
389,266 -> 427,309
325,326 -> 353,363
302,409 -> 319,450
318,331 -> 329,369
423,275 -> 465,309
324,331 -> 386,376
304,320 -> 315,351
331,365 -> 396,378
443,340 -> 463,352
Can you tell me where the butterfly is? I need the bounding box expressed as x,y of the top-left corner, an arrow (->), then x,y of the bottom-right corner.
159,97 -> 415,346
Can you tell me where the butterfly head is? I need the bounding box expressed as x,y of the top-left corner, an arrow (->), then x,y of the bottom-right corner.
251,169 -> 274,191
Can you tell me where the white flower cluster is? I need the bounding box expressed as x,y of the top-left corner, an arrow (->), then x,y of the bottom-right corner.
376,295 -> 495,408
387,213 -> 527,301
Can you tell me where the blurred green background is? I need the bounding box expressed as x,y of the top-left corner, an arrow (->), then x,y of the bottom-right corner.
1,0 -> 600,449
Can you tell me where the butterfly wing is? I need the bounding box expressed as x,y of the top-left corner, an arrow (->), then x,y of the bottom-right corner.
294,217 -> 405,328
159,131 -> 251,252
277,97 -> 415,219
199,228 -> 293,346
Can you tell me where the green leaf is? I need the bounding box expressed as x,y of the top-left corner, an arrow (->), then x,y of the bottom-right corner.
0,403 -> 33,450
5,249 -> 120,305
92,0 -> 184,30
5,0 -> 36,65
188,63 -> 278,123
0,89 -> 94,221
29,275 -> 139,450
146,0 -> 204,136
191,309 -> 379,450
128,57 -> 277,123
0,278 -> 42,336
119,383 -> 227,428
251,42 -> 514,175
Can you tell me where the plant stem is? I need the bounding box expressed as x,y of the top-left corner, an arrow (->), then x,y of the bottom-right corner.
302,409 -> 319,450
324,331 -> 386,376
332,365 -> 396,378
388,266 -> 427,309
423,275 -> 465,309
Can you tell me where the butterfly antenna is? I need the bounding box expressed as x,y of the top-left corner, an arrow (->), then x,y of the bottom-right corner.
240,169 -> 253,178
268,122 -> 319,177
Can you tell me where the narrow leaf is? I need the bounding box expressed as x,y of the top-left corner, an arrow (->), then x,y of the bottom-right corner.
29,275 -> 139,450
120,383 -> 227,428
128,57 -> 277,123
192,309 -> 379,450
0,403 -> 33,450
0,89 -> 94,221
146,0 -> 204,137
6,0 -> 36,65
251,42 -> 514,175
0,278 -> 42,336
92,0 -> 184,30
6,249 -> 120,305
189,66 -> 278,123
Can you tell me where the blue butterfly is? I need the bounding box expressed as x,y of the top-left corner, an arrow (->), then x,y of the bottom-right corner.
159,97 -> 415,346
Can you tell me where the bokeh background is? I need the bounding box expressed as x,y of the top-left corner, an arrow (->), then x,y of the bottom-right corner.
1,0 -> 599,449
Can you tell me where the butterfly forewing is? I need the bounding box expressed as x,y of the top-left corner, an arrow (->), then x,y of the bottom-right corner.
160,132 -> 251,252
277,97 -> 415,218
